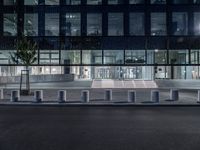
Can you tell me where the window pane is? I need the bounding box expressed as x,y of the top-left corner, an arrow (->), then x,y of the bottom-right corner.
45,13 -> 59,36
172,12 -> 188,35
172,0 -> 188,4
24,0 -> 39,5
87,14 -> 102,36
63,13 -> 81,36
151,0 -> 166,4
61,50 -> 80,64
82,50 -> 102,64
108,13 -> 124,36
130,13 -> 144,35
191,50 -> 199,64
24,14 -> 38,36
0,50 -> 16,64
129,0 -> 144,4
39,50 -> 59,64
66,0 -> 81,5
104,50 -> 124,64
154,50 -> 167,64
125,50 -> 145,64
87,0 -> 102,5
45,0 -> 59,5
194,13 -> 200,35
151,13 -> 166,36
4,0 -> 16,5
194,0 -> 200,4
169,50 -> 189,64
108,0 -> 123,4
4,14 -> 17,36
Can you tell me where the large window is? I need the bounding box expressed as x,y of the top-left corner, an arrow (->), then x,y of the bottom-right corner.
108,13 -> 124,36
45,13 -> 59,36
151,0 -> 166,4
154,50 -> 167,64
61,50 -> 80,64
104,50 -> 124,64
3,14 -> 17,36
4,0 -> 16,5
130,13 -> 145,35
129,0 -> 144,4
0,50 -> 16,64
66,0 -> 81,5
24,0 -> 39,5
45,0 -> 59,5
87,0 -> 102,5
108,0 -> 123,4
172,12 -> 188,35
191,50 -> 200,64
194,13 -> 200,35
63,13 -> 81,36
82,50 -> 102,64
24,14 -> 38,36
151,13 -> 166,36
39,50 -> 59,64
169,50 -> 189,64
125,50 -> 145,64
87,14 -> 102,36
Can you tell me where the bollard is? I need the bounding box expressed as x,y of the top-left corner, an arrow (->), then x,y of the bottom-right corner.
128,90 -> 136,103
170,89 -> 179,101
34,90 -> 43,103
197,90 -> 200,103
81,90 -> 89,103
58,90 -> 66,103
105,89 -> 112,101
11,90 -> 20,102
0,89 -> 3,99
151,90 -> 159,103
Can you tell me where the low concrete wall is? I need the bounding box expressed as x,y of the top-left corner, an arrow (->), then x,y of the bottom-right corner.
0,74 -> 74,84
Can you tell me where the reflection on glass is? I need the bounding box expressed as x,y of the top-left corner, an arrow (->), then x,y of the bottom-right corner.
66,0 -> 81,5
45,13 -> 59,36
104,50 -> 124,64
3,14 -> 17,36
87,0 -> 102,5
108,13 -> 124,36
87,14 -> 102,36
24,14 -> 38,36
130,13 -> 145,35
151,13 -> 166,36
63,13 -> 81,36
172,12 -> 188,35
82,50 -> 102,64
129,0 -> 144,4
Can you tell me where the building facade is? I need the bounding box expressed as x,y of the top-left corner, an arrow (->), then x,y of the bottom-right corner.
1,0 -> 200,80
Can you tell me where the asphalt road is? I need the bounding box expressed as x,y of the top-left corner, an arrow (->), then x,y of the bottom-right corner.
0,106 -> 200,150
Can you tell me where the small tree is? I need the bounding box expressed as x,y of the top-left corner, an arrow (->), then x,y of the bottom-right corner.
10,36 -> 38,95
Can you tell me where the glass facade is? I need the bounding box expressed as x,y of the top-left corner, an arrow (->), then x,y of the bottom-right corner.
1,1 -> 200,80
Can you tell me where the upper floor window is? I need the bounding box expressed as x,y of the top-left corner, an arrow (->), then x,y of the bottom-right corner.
130,13 -> 145,35
24,14 -> 38,36
129,0 -> 144,4
108,13 -> 124,36
87,13 -> 102,36
172,0 -> 188,4
108,0 -> 123,4
66,0 -> 81,5
4,0 -> 16,5
63,13 -> 81,36
87,0 -> 102,5
3,14 -> 17,36
172,12 -> 188,35
194,12 -> 200,35
45,13 -> 59,36
151,13 -> 166,36
24,0 -> 39,5
45,0 -> 59,5
194,0 -> 200,4
151,0 -> 166,4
